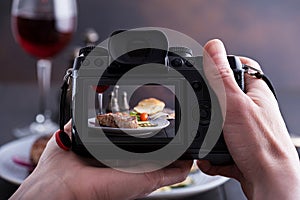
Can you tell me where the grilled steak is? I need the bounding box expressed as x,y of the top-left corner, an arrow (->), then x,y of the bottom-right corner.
96,112 -> 139,128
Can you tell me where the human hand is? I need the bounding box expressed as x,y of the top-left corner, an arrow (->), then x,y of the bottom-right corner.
10,121 -> 192,200
197,39 -> 300,199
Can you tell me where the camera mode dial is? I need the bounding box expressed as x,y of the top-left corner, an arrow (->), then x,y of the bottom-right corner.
169,47 -> 193,57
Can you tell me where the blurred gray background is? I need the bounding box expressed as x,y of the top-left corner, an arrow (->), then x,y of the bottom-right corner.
0,0 -> 300,134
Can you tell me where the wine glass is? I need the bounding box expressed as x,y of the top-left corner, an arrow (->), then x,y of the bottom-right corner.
11,0 -> 77,137
93,85 -> 110,114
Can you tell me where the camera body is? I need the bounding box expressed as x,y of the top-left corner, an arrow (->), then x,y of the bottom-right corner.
71,29 -> 244,165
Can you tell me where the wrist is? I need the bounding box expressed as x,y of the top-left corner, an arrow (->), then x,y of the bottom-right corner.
251,157 -> 300,200
252,174 -> 300,200
10,170 -> 76,200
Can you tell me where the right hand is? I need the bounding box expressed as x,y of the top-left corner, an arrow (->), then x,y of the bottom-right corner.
198,39 -> 300,200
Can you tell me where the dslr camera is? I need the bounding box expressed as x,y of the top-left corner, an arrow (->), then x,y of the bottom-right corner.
71,29 -> 244,165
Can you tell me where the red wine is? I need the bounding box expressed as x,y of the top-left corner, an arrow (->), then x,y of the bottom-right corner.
12,15 -> 75,59
93,85 -> 110,93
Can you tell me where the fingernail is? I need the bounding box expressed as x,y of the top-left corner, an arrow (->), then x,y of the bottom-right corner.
204,39 -> 228,66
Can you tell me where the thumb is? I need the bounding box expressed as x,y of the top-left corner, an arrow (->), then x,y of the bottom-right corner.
203,39 -> 243,96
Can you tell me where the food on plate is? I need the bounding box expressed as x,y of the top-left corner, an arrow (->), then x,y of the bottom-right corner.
154,176 -> 194,193
190,161 -> 199,173
153,161 -> 198,194
129,111 -> 149,121
129,111 -> 158,127
96,112 -> 139,128
139,113 -> 148,121
137,121 -> 158,127
30,134 -> 52,167
169,176 -> 193,188
133,98 -> 165,115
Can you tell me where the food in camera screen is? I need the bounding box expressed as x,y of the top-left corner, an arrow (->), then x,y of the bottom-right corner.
90,85 -> 175,130
133,98 -> 165,115
96,112 -> 139,129
95,98 -> 167,129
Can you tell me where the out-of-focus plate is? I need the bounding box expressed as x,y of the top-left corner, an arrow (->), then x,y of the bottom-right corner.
143,170 -> 229,199
0,135 -> 39,185
0,136 -> 229,198
290,134 -> 300,147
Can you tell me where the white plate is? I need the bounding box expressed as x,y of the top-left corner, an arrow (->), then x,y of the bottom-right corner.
0,135 -> 39,185
88,117 -> 170,136
144,170 -> 229,199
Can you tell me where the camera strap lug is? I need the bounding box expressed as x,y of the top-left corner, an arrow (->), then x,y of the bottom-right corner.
63,68 -> 73,85
243,64 -> 264,78
242,64 -> 277,99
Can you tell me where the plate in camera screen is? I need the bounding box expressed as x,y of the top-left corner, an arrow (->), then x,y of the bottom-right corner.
88,117 -> 170,136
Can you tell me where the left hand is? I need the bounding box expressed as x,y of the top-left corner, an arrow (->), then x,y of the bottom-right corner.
10,121 -> 192,200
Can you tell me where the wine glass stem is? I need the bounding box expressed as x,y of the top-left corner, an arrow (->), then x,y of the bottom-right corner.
37,59 -> 52,123
98,93 -> 104,114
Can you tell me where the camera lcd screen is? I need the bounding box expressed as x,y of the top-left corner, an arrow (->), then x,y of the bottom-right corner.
73,76 -> 200,154
86,84 -> 177,140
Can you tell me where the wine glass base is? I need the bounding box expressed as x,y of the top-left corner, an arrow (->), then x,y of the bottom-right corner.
13,119 -> 59,138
